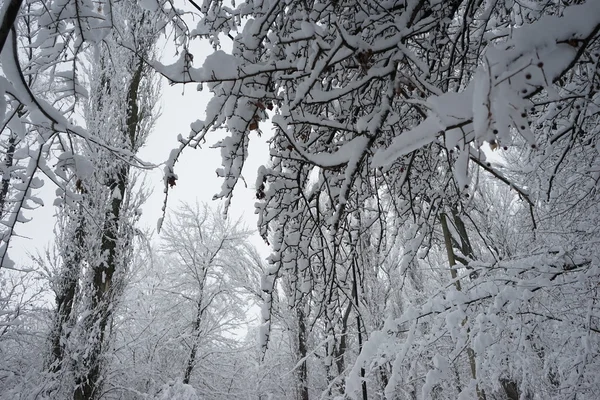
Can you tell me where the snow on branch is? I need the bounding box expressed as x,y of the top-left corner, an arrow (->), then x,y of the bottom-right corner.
373,2 -> 600,167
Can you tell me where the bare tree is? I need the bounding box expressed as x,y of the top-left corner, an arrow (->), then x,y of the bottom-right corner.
160,202 -> 262,387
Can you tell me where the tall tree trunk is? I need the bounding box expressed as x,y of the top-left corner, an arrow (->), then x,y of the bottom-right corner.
49,206 -> 85,374
0,131 -> 16,215
351,258 -> 368,400
73,170 -> 128,400
335,302 -> 352,380
440,212 -> 485,400
296,305 -> 309,400
0,0 -> 23,54
183,297 -> 205,384
72,61 -> 144,400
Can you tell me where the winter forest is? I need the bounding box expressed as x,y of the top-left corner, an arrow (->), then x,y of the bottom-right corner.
0,0 -> 599,399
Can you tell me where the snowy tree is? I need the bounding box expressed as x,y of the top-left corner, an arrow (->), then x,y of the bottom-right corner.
2,1 -> 600,400
38,3 -> 161,399
0,0 -> 190,269
159,202 -> 262,386
153,0 -> 600,399
0,262 -> 50,399
108,202 -> 265,399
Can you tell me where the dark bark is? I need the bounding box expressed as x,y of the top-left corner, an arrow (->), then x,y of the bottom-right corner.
351,259 -> 367,400
183,297 -> 205,385
49,207 -> 85,374
335,302 -> 352,378
0,0 -> 22,55
500,379 -> 519,400
73,168 -> 128,400
296,305 -> 309,400
0,132 -> 16,215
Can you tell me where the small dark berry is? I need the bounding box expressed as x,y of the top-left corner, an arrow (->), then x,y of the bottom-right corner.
531,144 -> 536,149
503,146 -> 508,150
493,129 -> 498,134
525,73 -> 532,79
521,113 -> 527,118
520,125 -> 526,130
537,62 -> 544,68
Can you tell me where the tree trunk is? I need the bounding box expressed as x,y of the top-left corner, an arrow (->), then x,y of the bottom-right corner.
72,60 -> 145,400
0,0 -> 23,54
0,131 -> 16,215
351,258 -> 368,400
73,168 -> 126,400
296,305 -> 309,400
183,297 -> 205,385
335,302 -> 352,379
440,212 -> 485,400
49,207 -> 85,374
